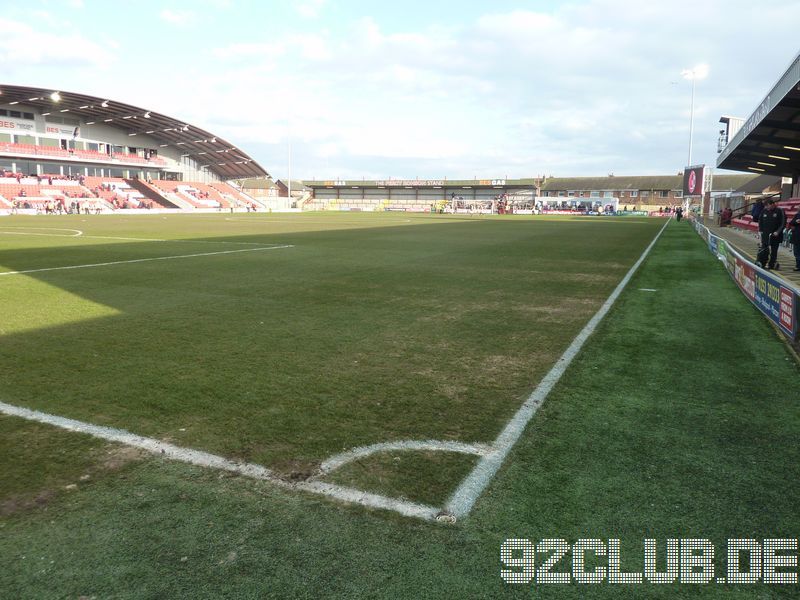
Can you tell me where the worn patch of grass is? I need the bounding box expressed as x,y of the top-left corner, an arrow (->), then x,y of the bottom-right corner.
0,416 -> 140,516
323,450 -> 479,506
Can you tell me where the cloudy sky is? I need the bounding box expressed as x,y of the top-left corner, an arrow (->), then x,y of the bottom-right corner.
2,0 -> 799,180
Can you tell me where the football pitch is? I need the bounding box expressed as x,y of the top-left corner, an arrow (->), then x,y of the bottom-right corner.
2,212 -> 799,598
0,213 -> 664,512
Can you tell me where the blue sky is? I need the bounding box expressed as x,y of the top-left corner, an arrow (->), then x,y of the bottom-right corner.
2,0 -> 799,180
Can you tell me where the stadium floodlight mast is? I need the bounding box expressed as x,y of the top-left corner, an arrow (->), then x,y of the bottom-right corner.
681,63 -> 709,166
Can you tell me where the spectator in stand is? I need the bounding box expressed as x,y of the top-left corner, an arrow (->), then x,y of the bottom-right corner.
720,206 -> 732,226
750,198 -> 764,223
758,198 -> 786,270
788,210 -> 800,272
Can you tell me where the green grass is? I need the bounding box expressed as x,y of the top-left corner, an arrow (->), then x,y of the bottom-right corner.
325,450 -> 480,507
0,212 -> 661,488
1,216 -> 799,598
0,416 -> 108,515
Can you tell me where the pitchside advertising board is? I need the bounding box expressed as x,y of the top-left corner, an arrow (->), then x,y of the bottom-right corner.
693,220 -> 798,340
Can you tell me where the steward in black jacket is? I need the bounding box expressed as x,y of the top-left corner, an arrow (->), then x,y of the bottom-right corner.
758,199 -> 786,269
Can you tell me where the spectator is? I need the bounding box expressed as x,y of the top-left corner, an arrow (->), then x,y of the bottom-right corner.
788,210 -> 800,272
757,198 -> 786,270
720,206 -> 732,226
750,198 -> 765,223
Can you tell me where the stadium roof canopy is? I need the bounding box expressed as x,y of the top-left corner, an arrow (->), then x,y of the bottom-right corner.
303,178 -> 541,188
0,84 -> 268,180
537,174 -> 757,192
717,51 -> 800,178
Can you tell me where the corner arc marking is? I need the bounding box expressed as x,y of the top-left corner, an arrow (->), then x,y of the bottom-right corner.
319,439 -> 492,475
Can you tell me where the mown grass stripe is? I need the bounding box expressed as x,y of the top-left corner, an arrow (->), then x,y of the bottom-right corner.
444,219 -> 670,519
0,245 -> 293,276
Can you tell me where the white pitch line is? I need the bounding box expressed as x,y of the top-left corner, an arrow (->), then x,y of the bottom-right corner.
0,245 -> 293,277
320,439 -> 492,475
0,227 -> 83,237
79,235 -> 272,246
297,480 -> 440,520
0,229 -> 273,246
444,219 -> 670,519
0,400 -> 440,521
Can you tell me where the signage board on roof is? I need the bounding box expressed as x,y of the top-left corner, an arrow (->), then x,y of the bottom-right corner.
0,116 -> 36,133
375,179 -> 445,187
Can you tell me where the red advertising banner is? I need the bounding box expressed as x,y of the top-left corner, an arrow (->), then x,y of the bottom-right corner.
734,256 -> 756,301
780,286 -> 795,335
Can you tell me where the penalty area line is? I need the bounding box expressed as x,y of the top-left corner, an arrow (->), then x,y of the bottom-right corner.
443,219 -> 671,519
0,400 -> 441,521
0,245 -> 294,277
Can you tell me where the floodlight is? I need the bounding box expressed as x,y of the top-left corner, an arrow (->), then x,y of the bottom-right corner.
681,64 -> 709,80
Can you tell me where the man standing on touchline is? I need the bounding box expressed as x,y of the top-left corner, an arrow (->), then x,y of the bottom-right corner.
758,198 -> 786,270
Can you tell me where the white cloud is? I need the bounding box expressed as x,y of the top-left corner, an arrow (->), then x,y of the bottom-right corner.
214,35 -> 330,62
213,41 -> 286,60
295,0 -> 326,19
236,1 -> 797,176
33,10 -> 56,23
26,0 -> 796,179
0,18 -> 114,68
160,9 -> 197,27
67,0 -> 85,8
